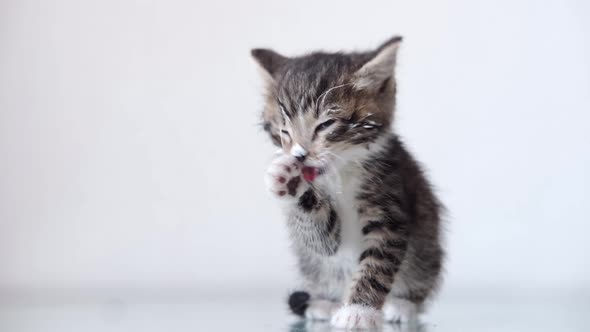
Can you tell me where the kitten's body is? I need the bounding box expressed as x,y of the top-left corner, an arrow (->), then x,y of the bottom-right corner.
253,37 -> 444,329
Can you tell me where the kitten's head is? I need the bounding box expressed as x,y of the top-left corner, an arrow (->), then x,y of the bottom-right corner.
252,36 -> 402,171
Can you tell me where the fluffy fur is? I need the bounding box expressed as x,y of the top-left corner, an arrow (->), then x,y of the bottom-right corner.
253,36 -> 444,329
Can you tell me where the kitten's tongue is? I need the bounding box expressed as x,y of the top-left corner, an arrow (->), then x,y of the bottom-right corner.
302,166 -> 319,182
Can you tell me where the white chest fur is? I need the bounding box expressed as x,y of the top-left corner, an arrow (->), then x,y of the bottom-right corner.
313,165 -> 364,299
317,164 -> 363,257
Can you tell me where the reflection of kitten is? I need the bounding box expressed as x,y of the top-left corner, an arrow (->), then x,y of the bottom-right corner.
252,37 -> 444,329
289,319 -> 426,332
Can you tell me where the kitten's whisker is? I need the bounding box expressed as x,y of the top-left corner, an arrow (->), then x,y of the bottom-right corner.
315,83 -> 352,111
322,151 -> 347,164
317,153 -> 345,193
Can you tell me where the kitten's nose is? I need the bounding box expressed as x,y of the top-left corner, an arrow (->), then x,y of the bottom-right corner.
291,143 -> 307,163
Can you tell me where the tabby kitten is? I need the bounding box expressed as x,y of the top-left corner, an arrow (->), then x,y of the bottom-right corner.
252,36 -> 444,329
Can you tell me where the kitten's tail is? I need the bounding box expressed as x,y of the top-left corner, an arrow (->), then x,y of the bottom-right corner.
288,291 -> 310,317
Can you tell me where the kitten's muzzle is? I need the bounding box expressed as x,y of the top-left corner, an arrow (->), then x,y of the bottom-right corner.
290,143 -> 308,162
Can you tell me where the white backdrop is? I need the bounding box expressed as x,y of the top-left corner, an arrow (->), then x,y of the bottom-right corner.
1,0 -> 589,295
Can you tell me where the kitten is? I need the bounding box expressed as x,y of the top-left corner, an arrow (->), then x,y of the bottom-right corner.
252,36 -> 444,329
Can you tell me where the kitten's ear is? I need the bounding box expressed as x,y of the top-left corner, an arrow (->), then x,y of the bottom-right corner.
353,36 -> 403,90
251,48 -> 288,81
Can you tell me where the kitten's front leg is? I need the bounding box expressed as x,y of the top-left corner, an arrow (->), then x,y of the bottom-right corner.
267,154 -> 343,319
266,153 -> 340,256
331,207 -> 409,329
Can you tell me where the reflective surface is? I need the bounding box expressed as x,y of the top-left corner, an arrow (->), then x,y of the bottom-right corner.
1,289 -> 588,332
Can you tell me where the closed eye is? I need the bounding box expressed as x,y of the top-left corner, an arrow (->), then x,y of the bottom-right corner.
280,129 -> 290,137
315,119 -> 336,134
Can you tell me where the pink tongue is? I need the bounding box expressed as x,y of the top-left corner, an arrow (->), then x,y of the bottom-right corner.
302,166 -> 319,182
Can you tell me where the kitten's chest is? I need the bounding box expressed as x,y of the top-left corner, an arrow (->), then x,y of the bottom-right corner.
320,166 -> 364,255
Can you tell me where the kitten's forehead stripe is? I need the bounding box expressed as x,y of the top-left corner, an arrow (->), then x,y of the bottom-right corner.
277,52 -> 363,118
278,100 -> 294,121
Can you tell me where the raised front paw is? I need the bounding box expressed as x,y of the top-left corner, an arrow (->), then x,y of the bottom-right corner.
331,304 -> 383,330
265,154 -> 308,199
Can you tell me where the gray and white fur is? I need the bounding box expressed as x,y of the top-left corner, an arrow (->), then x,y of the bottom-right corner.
252,36 -> 445,330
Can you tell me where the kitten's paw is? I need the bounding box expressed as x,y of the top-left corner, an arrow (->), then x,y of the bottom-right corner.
305,300 -> 339,321
330,304 -> 383,330
265,155 -> 308,199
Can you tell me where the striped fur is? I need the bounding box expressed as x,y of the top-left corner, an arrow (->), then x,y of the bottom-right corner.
254,36 -> 444,328
288,189 -> 341,256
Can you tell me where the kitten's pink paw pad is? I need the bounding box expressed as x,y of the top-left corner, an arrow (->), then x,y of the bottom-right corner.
265,155 -> 307,199
331,304 -> 383,330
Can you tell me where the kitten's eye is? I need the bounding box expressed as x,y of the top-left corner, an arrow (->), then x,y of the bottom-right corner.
314,119 -> 336,134
280,129 -> 290,137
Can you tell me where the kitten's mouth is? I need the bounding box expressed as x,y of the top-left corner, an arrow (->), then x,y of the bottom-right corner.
302,166 -> 325,182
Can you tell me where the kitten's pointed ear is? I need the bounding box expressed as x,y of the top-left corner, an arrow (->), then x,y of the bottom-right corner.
251,48 -> 288,81
353,36 -> 403,90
